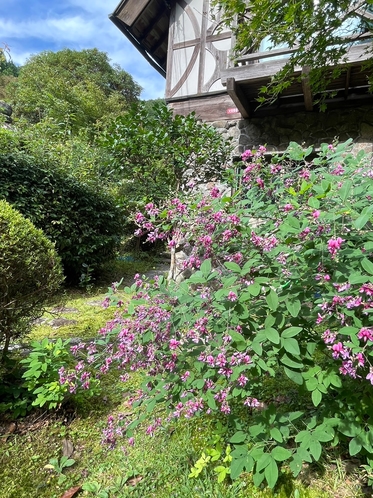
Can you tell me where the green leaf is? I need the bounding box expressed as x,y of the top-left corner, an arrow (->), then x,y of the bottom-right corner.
270,428 -> 284,443
266,290 -> 279,311
282,337 -> 300,355
287,215 -> 300,229
229,431 -> 247,444
296,447 -> 312,463
349,436 -> 363,456
280,354 -> 303,369
354,205 -> 373,230
230,456 -> 247,480
253,469 -> 265,487
311,389 -> 322,407
264,314 -> 276,328
290,454 -> 303,477
265,457 -> 278,489
251,340 -> 263,355
229,330 -> 246,345
313,429 -> 334,442
264,327 -> 280,344
338,180 -> 352,202
271,446 -> 292,461
256,453 -> 272,472
281,326 -> 302,338
224,261 -> 242,272
286,300 -> 301,318
339,421 -> 362,438
246,282 -> 261,296
200,259 -> 212,277
284,367 -> 303,385
308,196 -> 320,208
309,440 -> 322,461
361,258 -> 373,275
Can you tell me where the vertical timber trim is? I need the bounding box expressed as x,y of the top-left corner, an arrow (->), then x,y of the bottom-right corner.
197,0 -> 209,93
165,5 -> 176,98
226,78 -> 250,118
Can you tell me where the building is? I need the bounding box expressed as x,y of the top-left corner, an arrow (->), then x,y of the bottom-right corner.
110,0 -> 373,154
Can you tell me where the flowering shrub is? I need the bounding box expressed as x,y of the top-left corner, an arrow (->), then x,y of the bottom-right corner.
67,139 -> 373,489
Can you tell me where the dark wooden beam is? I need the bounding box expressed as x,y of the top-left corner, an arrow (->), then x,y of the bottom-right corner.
344,66 -> 352,99
226,78 -> 250,118
301,66 -> 313,111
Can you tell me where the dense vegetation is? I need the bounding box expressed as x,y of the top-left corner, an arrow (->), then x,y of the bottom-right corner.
66,139 -> 373,490
1,42 -> 373,498
0,200 -> 63,357
6,48 -> 141,133
0,153 -> 125,283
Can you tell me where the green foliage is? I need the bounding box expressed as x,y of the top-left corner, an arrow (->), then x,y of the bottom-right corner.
0,44 -> 19,77
20,338 -> 73,410
77,139 -> 373,491
0,200 -> 63,357
213,0 -> 373,108
0,337 -> 100,417
7,48 -> 141,134
45,455 -> 76,485
100,101 -> 233,213
0,154 -> 125,283
12,118 -> 111,185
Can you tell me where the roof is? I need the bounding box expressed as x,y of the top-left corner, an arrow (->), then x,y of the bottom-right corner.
109,0 -> 173,78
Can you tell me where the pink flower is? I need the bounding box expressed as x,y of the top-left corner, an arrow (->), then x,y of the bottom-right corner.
357,327 -> 373,342
241,149 -> 253,161
332,342 -> 344,358
227,291 -> 238,301
181,371 -> 190,381
244,397 -> 260,408
283,204 -> 293,212
327,237 -> 344,258
312,210 -> 321,219
366,368 -> 373,385
256,177 -> 265,188
169,338 -> 181,350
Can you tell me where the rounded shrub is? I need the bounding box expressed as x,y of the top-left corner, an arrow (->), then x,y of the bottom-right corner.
0,154 -> 125,283
0,200 -> 63,357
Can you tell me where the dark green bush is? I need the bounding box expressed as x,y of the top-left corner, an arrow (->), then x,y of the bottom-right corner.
0,154 -> 125,283
0,200 -> 63,357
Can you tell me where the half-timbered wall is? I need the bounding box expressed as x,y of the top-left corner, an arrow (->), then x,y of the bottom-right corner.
166,0 -> 232,99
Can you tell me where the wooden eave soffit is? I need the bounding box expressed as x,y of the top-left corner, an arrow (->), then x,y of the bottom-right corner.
113,0 -> 152,26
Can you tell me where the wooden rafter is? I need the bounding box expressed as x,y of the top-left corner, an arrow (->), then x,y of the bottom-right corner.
226,78 -> 250,118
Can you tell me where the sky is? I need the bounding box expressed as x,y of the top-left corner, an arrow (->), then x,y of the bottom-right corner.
0,0 -> 166,100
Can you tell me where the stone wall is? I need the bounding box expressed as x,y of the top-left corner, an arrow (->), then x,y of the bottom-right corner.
212,104 -> 373,157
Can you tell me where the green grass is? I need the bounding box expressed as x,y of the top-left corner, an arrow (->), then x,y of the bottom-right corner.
1,378 -> 366,498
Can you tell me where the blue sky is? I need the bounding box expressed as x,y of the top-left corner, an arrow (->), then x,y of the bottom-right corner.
0,0 -> 166,100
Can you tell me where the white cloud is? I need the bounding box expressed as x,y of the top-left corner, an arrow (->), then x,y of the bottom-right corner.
0,0 -> 166,100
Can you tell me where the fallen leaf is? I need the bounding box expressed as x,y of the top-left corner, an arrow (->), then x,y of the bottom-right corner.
59,485 -> 82,498
126,475 -> 143,486
8,422 -> 16,434
62,438 -> 74,458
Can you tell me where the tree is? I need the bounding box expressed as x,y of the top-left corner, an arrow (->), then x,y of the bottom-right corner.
100,101 -> 233,215
8,48 -> 142,133
0,44 -> 19,77
213,0 -> 373,108
0,44 -> 18,101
